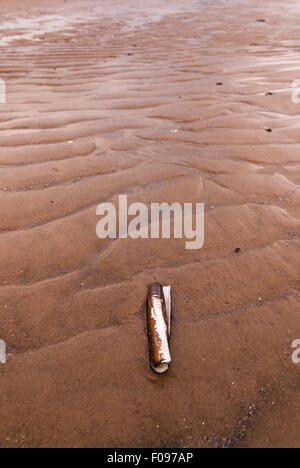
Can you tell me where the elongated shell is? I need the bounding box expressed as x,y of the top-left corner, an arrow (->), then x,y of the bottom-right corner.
147,283 -> 171,374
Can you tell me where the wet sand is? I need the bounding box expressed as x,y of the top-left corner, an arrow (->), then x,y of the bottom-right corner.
0,0 -> 300,448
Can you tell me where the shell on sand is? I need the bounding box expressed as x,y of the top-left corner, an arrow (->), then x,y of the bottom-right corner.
146,283 -> 172,374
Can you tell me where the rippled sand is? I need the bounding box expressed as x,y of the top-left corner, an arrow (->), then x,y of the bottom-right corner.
0,0 -> 300,448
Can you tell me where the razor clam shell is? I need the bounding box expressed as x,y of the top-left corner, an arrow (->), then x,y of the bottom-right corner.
147,283 -> 171,374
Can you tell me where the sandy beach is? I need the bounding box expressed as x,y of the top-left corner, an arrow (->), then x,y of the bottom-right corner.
0,0 -> 300,448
